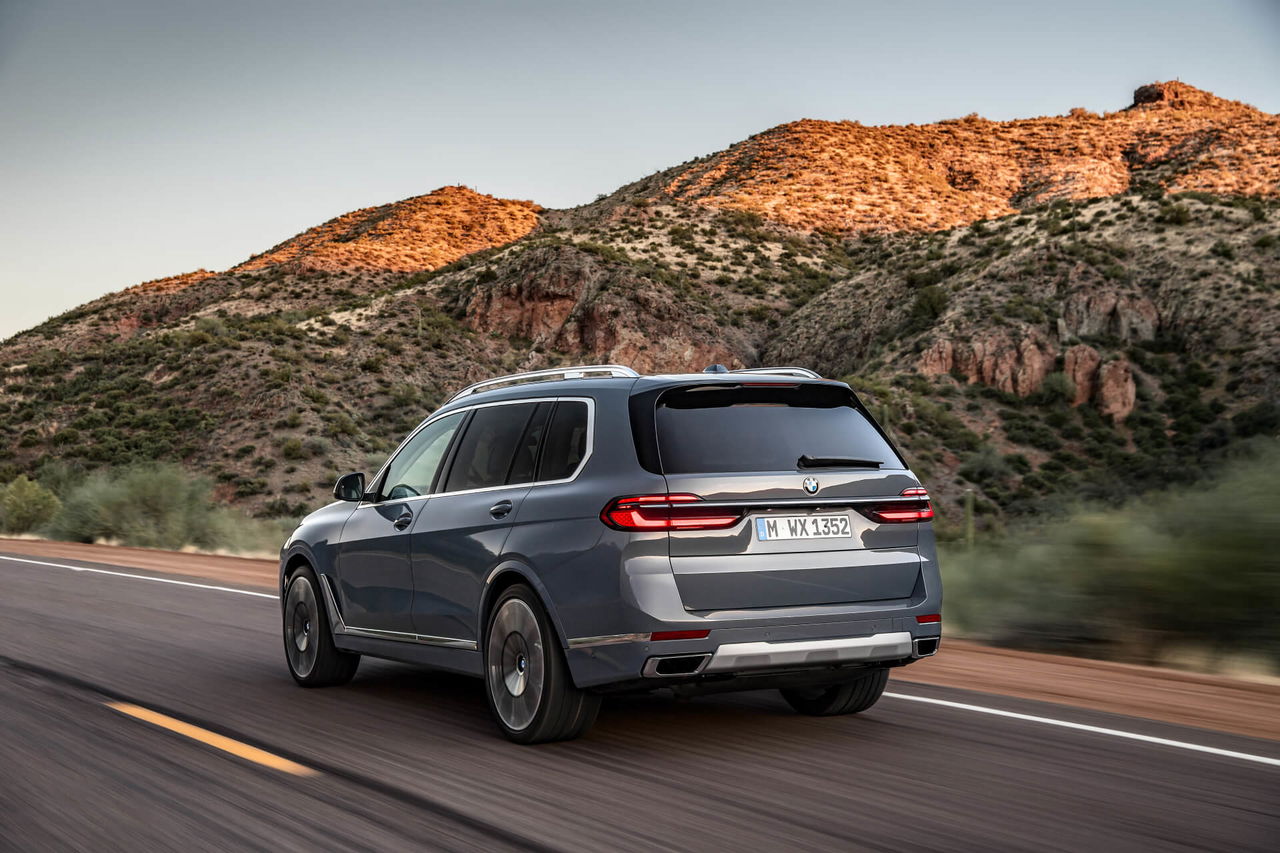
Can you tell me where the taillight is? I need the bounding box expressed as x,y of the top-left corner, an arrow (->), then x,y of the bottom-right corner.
916,613 -> 941,624
600,494 -> 742,531
856,487 -> 934,524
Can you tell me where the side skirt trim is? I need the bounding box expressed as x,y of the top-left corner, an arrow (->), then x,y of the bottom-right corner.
318,574 -> 478,651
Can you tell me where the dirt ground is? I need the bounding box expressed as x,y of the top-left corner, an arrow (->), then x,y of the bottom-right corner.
3,537 -> 1276,741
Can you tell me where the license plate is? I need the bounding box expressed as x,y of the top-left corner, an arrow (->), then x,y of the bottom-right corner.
755,514 -> 851,541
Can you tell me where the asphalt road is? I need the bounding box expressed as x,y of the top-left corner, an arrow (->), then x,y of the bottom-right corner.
1,553 -> 1276,852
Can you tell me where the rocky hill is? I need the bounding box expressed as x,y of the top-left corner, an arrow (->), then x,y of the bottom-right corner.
2,82 -> 1276,530
590,81 -> 1277,235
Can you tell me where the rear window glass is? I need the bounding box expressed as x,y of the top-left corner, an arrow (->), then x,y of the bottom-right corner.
654,385 -> 900,474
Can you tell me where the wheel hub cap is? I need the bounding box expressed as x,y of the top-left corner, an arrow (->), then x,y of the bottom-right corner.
486,599 -> 544,732
284,576 -> 320,678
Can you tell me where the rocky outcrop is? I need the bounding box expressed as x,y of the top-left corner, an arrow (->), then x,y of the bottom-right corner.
1062,291 -> 1158,341
919,331 -> 1053,397
1064,344 -> 1102,406
463,246 -> 746,374
1095,359 -> 1137,422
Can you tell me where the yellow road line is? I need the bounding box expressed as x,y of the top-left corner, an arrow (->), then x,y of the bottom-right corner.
106,702 -> 318,776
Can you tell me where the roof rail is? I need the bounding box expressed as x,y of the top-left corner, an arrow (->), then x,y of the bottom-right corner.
446,364 -> 640,402
731,366 -> 823,380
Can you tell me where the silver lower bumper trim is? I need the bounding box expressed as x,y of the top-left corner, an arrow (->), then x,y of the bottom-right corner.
703,631 -> 913,673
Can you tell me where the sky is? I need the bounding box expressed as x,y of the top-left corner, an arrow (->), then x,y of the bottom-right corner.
1,0 -> 1277,340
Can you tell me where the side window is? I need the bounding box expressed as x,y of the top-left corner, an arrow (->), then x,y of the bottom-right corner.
506,402 -> 553,486
443,403 -> 536,493
379,412 -> 464,501
537,401 -> 590,482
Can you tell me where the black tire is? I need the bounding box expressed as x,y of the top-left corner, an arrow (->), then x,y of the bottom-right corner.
484,584 -> 600,744
283,565 -> 360,687
780,667 -> 889,716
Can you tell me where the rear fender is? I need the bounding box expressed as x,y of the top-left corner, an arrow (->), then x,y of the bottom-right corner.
478,560 -> 570,651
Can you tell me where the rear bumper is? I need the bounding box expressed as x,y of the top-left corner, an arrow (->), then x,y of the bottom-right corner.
703,631 -> 914,672
566,620 -> 941,689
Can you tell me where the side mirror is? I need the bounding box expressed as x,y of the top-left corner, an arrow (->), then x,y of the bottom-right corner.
333,472 -> 365,502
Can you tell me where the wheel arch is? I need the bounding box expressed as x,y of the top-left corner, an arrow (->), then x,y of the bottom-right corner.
479,561 -> 569,652
279,544 -> 316,592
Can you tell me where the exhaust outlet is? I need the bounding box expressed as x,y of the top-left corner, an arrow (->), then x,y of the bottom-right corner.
913,637 -> 940,658
642,653 -> 712,678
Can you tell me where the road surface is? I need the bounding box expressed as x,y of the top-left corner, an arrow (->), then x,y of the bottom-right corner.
1,551 -> 1276,851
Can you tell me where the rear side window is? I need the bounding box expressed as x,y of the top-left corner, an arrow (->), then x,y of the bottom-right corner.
537,401 -> 589,481
506,402 -> 553,485
444,403 -> 536,492
653,385 -> 901,474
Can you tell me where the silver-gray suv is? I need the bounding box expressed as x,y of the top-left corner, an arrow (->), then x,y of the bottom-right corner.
279,365 -> 942,743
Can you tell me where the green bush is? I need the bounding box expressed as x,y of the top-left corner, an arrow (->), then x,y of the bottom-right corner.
1034,372 -> 1076,405
958,447 -> 1012,486
0,476 -> 62,534
45,464 -> 231,550
941,441 -> 1280,668
903,285 -> 949,333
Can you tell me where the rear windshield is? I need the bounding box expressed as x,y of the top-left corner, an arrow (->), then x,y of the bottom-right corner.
653,384 -> 901,474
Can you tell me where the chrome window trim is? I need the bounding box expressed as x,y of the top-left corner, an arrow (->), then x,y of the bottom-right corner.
357,396 -> 596,509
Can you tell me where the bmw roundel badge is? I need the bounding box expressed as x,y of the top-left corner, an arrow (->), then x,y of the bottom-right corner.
802,477 -> 819,495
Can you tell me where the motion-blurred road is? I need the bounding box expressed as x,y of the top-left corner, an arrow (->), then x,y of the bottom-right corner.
1,552 -> 1277,852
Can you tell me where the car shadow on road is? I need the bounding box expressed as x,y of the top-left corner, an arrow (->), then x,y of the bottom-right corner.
339,659 -> 885,752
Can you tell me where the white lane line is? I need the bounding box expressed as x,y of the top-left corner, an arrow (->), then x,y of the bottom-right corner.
3,552 -> 1276,767
886,692 -> 1280,768
0,554 -> 277,600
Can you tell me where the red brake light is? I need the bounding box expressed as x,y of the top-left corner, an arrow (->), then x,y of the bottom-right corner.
650,630 -> 711,641
600,494 -> 742,531
857,487 -> 934,524
916,613 -> 941,624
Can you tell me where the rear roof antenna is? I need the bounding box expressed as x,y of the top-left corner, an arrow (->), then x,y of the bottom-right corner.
702,364 -> 730,374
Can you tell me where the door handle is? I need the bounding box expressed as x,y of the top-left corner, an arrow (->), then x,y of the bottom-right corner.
489,500 -> 513,519
393,509 -> 414,530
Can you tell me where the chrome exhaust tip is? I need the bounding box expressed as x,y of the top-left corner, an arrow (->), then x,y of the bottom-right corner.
642,653 -> 712,678
913,637 -> 940,658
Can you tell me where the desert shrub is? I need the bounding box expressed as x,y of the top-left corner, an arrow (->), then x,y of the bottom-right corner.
1209,240 -> 1236,260
1034,372 -> 1076,405
1156,204 -> 1191,225
958,446 -> 1012,486
903,285 -> 949,333
45,464 -> 230,550
0,476 -> 62,534
942,441 -> 1280,668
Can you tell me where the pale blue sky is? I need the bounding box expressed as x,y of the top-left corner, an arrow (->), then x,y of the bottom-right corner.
2,0 -> 1277,339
